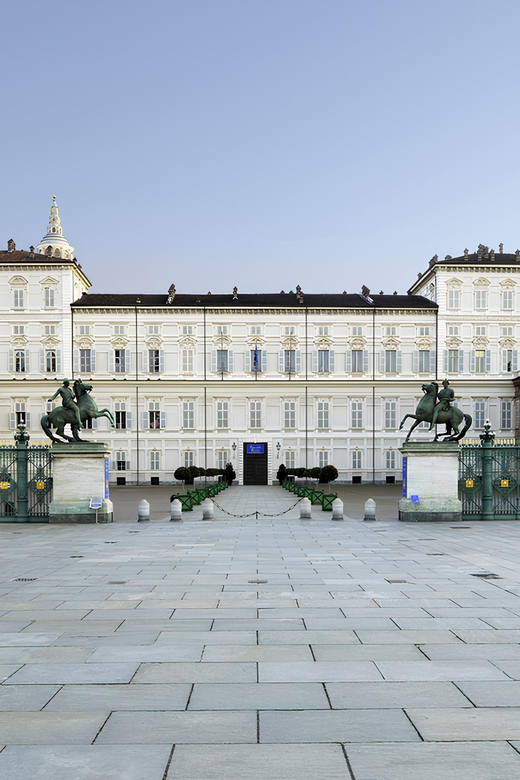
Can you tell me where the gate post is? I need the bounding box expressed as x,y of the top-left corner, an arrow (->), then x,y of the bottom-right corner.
480,421 -> 495,521
14,425 -> 30,523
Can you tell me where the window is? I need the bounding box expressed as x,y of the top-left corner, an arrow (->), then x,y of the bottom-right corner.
384,400 -> 397,429
447,325 -> 459,336
250,325 -> 262,335
317,400 -> 329,429
351,350 -> 364,373
284,401 -> 296,429
13,289 -> 24,308
45,350 -> 57,373
385,326 -> 397,336
46,400 -> 57,413
418,350 -> 431,373
114,325 -> 126,335
502,326 -> 514,337
351,401 -> 363,429
148,349 -> 160,373
250,401 -> 262,428
352,450 -> 362,469
447,349 -> 460,373
115,401 -> 128,430
352,326 -> 363,336
474,350 -> 486,373
448,289 -> 460,309
114,349 -> 128,373
15,350 -> 26,373
182,348 -> 194,373
182,401 -> 194,429
116,452 -> 127,471
150,451 -> 160,471
501,401 -> 512,430
14,401 -> 26,427
148,401 -> 161,429
217,450 -> 230,470
284,326 -> 296,335
503,350 -> 518,372
418,327 -> 430,336
44,325 -> 55,335
13,325 -> 25,335
475,289 -> 488,309
502,290 -> 514,310
318,350 -> 330,373
217,325 -> 228,335
284,350 -> 296,373
284,451 -> 295,469
385,450 -> 397,469
43,288 -> 55,308
78,325 -> 90,335
183,451 -> 194,469
216,401 -> 229,429
80,349 -> 93,373
475,326 -> 486,336
216,350 -> 229,372
147,325 -> 160,335
317,326 -> 330,336
384,350 -> 397,373
474,401 -> 486,429
182,325 -> 194,335
318,451 -> 329,468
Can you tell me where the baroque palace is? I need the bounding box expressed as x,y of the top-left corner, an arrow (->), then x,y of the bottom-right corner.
1,199 -> 518,485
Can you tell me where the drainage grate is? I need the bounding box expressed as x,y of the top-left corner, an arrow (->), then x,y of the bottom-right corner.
470,572 -> 501,579
386,579 -> 407,584
109,581 -> 127,585
428,553 -> 446,556
104,541 -> 118,544
451,527 -> 471,529
249,580 -> 268,584
70,555 -> 84,558
14,578 -> 37,582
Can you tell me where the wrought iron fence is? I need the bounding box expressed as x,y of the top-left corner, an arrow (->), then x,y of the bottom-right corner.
0,427 -> 52,522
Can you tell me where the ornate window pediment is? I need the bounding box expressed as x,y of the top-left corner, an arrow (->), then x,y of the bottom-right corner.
110,336 -> 129,349
416,338 -> 433,349
9,275 -> 28,287
446,277 -> 462,288
280,335 -> 299,348
75,336 -> 94,349
11,336 -> 28,348
382,336 -> 400,349
500,278 -> 516,289
213,334 -> 231,348
314,336 -> 332,347
473,336 -> 489,347
41,335 -> 60,348
246,336 -> 266,348
179,336 -> 197,348
145,336 -> 163,349
349,337 -> 367,349
500,337 -> 517,348
40,276 -> 58,286
473,277 -> 490,287
446,336 -> 462,348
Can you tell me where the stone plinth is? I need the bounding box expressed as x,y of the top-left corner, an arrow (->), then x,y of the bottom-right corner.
49,442 -> 113,524
398,441 -> 461,523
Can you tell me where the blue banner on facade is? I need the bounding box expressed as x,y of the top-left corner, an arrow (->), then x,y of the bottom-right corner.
105,457 -> 110,498
246,444 -> 264,454
402,456 -> 407,497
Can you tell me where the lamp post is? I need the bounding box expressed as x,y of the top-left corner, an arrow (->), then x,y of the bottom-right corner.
276,442 -> 281,459
232,442 -> 237,459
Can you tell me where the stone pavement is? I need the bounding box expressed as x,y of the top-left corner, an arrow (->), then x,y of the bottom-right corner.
2,486 -> 520,777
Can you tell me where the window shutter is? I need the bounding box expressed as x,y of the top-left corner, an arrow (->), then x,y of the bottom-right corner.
126,460 -> 131,470
109,351 -> 115,373
228,351 -> 234,372
142,351 -> 148,372
295,350 -> 301,372
513,350 -> 518,372
430,350 -> 436,375
160,350 -> 165,373
244,350 -> 250,372
40,349 -> 45,373
312,350 -> 318,373
211,350 -> 217,372
380,351 -> 385,373
279,351 -> 284,372
443,350 -> 448,372
329,350 -> 335,372
25,352 -> 30,373
470,351 -> 475,372
485,350 -> 491,373
92,417 -> 98,429
25,412 -> 31,428
502,350 -> 508,372
345,350 -> 352,372
90,350 -> 96,372
125,350 -> 131,372
261,350 -> 267,373
126,411 -> 132,430
363,350 -> 369,373
142,410 -> 148,429
458,350 -> 464,373
160,411 -> 166,429
9,412 -> 16,429
73,348 -> 79,373
396,351 -> 402,373
412,352 -> 418,373
111,461 -> 116,471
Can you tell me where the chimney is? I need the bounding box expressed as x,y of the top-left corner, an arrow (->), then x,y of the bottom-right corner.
490,249 -> 495,261
167,284 -> 176,304
464,248 -> 469,258
499,243 -> 504,254
232,286 -> 238,299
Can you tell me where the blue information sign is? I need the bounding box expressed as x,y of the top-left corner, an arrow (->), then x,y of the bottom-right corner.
246,444 -> 264,454
402,456 -> 407,497
104,457 -> 110,499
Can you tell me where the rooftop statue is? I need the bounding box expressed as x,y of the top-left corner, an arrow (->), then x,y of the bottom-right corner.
41,378 -> 115,443
399,380 -> 472,443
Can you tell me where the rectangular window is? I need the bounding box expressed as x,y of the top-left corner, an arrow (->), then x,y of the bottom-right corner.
147,325 -> 160,335
116,452 -> 127,471
352,326 -> 363,336
216,401 -> 229,429
475,326 -> 486,336
502,350 -> 517,372
501,401 -> 512,430
385,326 -> 397,336
284,326 -> 296,335
474,350 -> 486,373
418,327 -> 430,336
250,325 -> 262,335
115,401 -> 127,430
384,400 -> 396,429
148,401 -> 161,429
502,326 -> 514,337
80,349 -> 92,373
114,349 -> 127,373
182,348 -> 194,373
351,401 -> 363,429
13,325 -> 25,335
113,325 -> 125,335
318,450 -> 329,468
317,326 -> 330,336
217,450 -> 230,470
45,350 -> 57,373
44,288 -> 55,308
317,400 -> 329,429
448,289 -> 460,309
502,290 -> 514,310
250,401 -> 262,429
15,350 -> 26,373
284,350 -> 296,373
475,290 -> 488,309
352,450 -> 362,469
216,350 -> 229,372
217,325 -> 228,335
44,325 -> 55,335
182,401 -> 194,429
284,451 -> 295,469
351,350 -> 364,372
182,325 -> 194,335
385,450 -> 397,469
418,350 -> 431,373
284,401 -> 296,429
13,289 -> 24,308
150,451 -> 160,471
474,401 -> 486,429
384,351 -> 397,373
318,350 -> 330,373
447,325 -> 459,336
14,401 -> 26,427
447,350 -> 459,373
148,349 -> 160,373
184,451 -> 194,469
78,325 -> 90,335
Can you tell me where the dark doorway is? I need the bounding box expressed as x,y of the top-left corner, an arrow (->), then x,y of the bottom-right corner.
243,442 -> 268,485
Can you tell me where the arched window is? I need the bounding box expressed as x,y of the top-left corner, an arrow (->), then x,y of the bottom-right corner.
15,351 -> 26,373
45,351 -> 57,373
54,248 -> 60,258
45,246 -> 53,256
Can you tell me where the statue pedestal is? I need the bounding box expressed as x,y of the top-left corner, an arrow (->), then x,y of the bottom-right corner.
49,443 -> 113,524
398,442 -> 461,523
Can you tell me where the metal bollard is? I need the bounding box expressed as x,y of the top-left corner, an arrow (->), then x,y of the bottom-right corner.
299,497 -> 312,519
170,499 -> 182,522
364,498 -> 376,521
138,499 -> 150,522
331,497 -> 344,520
201,498 -> 214,520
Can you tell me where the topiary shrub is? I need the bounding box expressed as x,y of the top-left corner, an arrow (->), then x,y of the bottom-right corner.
276,463 -> 288,484
174,467 -> 191,485
319,465 -> 339,484
224,462 -> 236,485
310,467 -> 321,480
296,467 -> 306,478
189,465 -> 200,479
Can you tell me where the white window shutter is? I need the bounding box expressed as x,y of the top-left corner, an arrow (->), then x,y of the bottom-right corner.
160,350 -> 165,373
502,350 -> 508,371
40,349 -> 45,373
312,351 -> 318,373
363,350 -> 369,373
261,350 -> 267,372
73,348 -> 79,373
126,460 -> 131,470
25,412 -> 31,428
126,411 -> 132,430
295,350 -> 301,372
25,352 -> 30,373
345,350 -> 352,372
228,351 -> 234,372
125,350 -> 131,372
211,351 -> 217,372
244,350 -> 250,372
485,350 -> 491,373
380,351 -> 385,372
160,411 -> 166,429
90,350 -> 96,372
413,352 -> 418,373
513,350 -> 518,372
109,351 -> 115,373
142,410 -> 148,429
430,350 -> 436,374
458,350 -> 464,373
329,350 -> 335,372
443,350 -> 448,372
142,351 -> 148,372
279,351 -> 284,372
92,417 -> 98,429
111,460 -> 116,471
9,412 -> 16,429
470,351 -> 475,372
396,351 -> 402,373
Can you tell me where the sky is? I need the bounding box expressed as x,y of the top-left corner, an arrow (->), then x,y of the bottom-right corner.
2,0 -> 520,296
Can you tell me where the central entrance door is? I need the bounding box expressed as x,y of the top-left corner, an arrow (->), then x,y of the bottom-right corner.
243,443 -> 268,485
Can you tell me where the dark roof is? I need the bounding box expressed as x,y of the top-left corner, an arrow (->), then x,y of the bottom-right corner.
0,250 -> 91,283
436,252 -> 520,266
72,291 -> 437,310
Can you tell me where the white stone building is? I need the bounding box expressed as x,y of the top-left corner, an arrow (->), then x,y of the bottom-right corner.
0,203 -> 517,484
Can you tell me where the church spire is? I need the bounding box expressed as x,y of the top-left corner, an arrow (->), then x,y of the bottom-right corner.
36,196 -> 75,260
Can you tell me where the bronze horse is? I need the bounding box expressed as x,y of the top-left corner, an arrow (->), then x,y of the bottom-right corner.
399,382 -> 472,442
41,379 -> 115,443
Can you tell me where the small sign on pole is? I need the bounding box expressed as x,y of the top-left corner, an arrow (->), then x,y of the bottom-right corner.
90,497 -> 102,524
411,495 -> 420,504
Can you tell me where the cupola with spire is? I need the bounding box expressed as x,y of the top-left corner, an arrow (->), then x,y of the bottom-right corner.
36,196 -> 75,260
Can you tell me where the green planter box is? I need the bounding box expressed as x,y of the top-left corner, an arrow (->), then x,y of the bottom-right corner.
321,493 -> 337,511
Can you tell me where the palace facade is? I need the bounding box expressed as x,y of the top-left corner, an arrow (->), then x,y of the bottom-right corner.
0,199 -> 518,484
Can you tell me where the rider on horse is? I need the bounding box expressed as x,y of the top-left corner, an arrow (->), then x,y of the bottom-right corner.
429,378 -> 455,430
48,378 -> 84,429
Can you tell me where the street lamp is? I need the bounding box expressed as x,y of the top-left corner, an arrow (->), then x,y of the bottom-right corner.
276,441 -> 281,459
232,442 -> 237,459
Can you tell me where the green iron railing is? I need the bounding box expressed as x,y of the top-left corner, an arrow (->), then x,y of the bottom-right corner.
282,480 -> 337,511
177,481 -> 229,511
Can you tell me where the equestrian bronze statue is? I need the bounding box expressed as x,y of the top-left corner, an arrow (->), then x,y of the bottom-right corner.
399,380 -> 472,443
41,378 -> 115,443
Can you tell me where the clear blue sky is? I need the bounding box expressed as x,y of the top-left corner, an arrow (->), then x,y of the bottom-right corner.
3,1 -> 519,295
